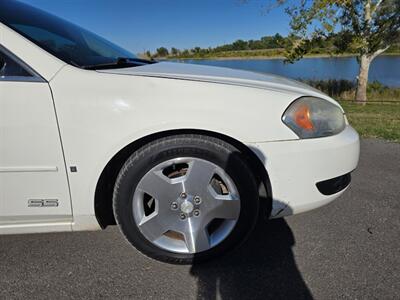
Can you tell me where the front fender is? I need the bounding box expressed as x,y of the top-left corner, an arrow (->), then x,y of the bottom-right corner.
50,65 -> 299,229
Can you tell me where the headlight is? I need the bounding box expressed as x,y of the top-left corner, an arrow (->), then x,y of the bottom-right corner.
282,97 -> 345,138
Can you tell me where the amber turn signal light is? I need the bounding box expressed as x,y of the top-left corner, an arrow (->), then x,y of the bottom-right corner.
294,104 -> 314,131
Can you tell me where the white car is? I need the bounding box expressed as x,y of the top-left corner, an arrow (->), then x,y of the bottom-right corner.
0,1 -> 359,263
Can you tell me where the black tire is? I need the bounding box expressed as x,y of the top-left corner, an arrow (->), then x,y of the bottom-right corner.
113,134 -> 259,264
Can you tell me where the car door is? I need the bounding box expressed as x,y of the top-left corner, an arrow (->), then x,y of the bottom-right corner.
0,45 -> 72,232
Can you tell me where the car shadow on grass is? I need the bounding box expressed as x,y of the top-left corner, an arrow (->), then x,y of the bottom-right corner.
190,217 -> 313,300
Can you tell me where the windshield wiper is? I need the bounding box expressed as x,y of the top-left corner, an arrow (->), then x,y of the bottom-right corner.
82,57 -> 156,70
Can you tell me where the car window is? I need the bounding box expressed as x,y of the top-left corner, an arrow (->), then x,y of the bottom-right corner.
0,49 -> 32,79
15,25 -> 78,53
0,1 -> 149,69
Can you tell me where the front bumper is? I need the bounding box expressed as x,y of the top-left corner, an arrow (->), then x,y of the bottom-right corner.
250,125 -> 360,218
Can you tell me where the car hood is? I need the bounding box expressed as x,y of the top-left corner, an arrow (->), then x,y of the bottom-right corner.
97,61 -> 328,99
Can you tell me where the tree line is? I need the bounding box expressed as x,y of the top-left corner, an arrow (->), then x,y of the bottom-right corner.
146,32 -> 399,59
148,34 -> 293,58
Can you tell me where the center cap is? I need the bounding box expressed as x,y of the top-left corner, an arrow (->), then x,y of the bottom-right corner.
180,201 -> 194,214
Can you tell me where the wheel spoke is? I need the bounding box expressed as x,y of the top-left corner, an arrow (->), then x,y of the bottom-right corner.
137,170 -> 181,205
138,213 -> 168,242
203,189 -> 240,220
184,159 -> 216,195
211,198 -> 240,220
183,221 -> 210,253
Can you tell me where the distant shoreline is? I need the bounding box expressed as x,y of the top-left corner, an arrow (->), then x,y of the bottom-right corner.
162,52 -> 400,61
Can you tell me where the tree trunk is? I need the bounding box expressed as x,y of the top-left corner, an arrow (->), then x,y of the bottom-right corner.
355,54 -> 371,104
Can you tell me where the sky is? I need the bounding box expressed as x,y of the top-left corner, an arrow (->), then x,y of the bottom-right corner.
19,0 -> 291,54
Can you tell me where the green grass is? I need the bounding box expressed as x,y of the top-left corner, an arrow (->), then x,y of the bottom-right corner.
340,101 -> 400,142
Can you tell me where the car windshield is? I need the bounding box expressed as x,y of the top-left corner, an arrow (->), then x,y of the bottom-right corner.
0,1 -> 152,69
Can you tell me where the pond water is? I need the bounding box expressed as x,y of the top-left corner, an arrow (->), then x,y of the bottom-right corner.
179,56 -> 400,87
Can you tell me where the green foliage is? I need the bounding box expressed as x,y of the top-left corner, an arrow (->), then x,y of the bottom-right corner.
148,34 -> 293,58
302,79 -> 355,98
145,50 -> 152,59
367,80 -> 386,93
272,0 -> 400,62
170,47 -> 180,56
212,34 -> 285,52
155,47 -> 169,57
303,79 -> 400,102
149,36 -> 399,60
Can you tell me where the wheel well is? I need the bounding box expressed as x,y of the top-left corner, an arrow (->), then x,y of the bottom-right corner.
94,129 -> 272,228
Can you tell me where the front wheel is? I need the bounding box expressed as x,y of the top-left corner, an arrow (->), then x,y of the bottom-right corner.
113,135 -> 259,264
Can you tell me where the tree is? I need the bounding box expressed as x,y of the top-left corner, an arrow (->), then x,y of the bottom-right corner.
272,33 -> 285,48
270,0 -> 400,103
171,47 -> 179,56
232,39 -> 248,50
145,50 -> 152,59
156,47 -> 169,57
181,49 -> 190,57
193,46 -> 202,54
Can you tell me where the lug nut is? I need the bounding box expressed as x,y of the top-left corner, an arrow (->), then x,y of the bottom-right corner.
193,209 -> 200,217
194,196 -> 201,205
180,192 -> 187,199
180,213 -> 186,220
171,202 -> 178,210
